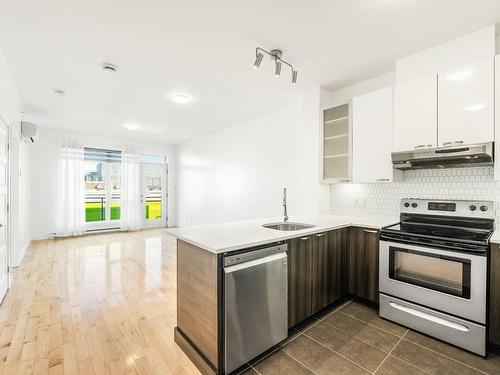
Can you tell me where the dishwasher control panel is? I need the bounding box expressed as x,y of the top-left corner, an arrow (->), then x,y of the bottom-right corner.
223,243 -> 288,267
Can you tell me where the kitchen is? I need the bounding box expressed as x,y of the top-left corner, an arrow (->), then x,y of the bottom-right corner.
1,1 -> 500,375
169,24 -> 500,375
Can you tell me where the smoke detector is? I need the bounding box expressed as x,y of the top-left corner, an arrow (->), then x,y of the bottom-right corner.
101,63 -> 118,74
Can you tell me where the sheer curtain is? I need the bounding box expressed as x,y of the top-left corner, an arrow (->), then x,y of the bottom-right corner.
120,146 -> 142,231
56,139 -> 85,237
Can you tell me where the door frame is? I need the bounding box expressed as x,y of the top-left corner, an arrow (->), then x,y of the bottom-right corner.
0,115 -> 11,301
140,160 -> 168,229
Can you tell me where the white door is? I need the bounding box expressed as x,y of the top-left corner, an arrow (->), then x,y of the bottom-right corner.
438,58 -> 494,147
393,74 -> 438,151
0,118 -> 9,302
352,87 -> 394,183
141,162 -> 167,228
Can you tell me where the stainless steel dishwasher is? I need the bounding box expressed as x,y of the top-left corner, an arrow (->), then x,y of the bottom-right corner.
224,244 -> 288,374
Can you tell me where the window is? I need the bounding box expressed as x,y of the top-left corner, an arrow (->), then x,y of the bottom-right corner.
84,148 -> 121,225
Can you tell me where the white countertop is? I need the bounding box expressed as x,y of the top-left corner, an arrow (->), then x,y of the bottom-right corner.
166,214 -> 396,254
490,230 -> 500,244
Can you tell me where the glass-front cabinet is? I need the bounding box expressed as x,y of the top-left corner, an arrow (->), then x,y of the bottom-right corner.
322,103 -> 351,182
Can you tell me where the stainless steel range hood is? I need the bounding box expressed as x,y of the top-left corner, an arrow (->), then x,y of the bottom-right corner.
392,142 -> 494,170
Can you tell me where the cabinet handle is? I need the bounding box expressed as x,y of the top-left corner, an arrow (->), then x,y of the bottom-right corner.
300,237 -> 310,241
454,140 -> 464,144
442,141 -> 453,146
363,229 -> 378,234
339,179 -> 350,182
315,233 -> 325,237
375,178 -> 389,182
414,145 -> 426,149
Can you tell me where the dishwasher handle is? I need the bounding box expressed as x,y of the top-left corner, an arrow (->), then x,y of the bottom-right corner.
224,252 -> 287,274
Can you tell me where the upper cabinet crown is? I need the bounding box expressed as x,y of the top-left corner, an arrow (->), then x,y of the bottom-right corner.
393,57 -> 494,153
438,58 -> 494,147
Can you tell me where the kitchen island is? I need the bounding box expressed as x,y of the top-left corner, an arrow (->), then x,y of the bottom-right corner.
167,215 -> 391,375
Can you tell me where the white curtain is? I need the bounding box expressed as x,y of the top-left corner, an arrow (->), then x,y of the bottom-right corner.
120,146 -> 142,231
56,139 -> 85,237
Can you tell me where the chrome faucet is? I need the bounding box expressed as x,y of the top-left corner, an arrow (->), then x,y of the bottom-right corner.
283,187 -> 289,222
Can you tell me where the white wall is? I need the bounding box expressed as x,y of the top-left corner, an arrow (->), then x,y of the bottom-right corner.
175,88 -> 329,227
0,48 -> 31,267
30,127 -> 176,239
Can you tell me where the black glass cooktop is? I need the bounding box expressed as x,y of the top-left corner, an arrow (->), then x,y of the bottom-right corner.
383,222 -> 492,243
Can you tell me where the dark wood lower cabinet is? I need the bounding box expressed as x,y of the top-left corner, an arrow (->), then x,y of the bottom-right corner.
347,227 -> 379,303
311,228 -> 348,314
489,244 -> 500,346
287,236 -> 313,327
288,226 -> 379,328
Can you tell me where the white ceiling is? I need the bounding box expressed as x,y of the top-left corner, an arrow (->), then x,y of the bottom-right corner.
1,0 -> 500,145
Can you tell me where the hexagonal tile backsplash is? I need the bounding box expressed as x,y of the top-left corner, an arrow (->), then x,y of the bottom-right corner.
329,167 -> 500,227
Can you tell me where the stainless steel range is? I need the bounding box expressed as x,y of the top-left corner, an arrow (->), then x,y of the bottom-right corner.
379,199 -> 494,356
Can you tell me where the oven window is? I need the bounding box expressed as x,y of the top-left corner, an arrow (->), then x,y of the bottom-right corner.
389,247 -> 471,299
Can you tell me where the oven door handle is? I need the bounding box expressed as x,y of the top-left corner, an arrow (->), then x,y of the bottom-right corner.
389,302 -> 469,332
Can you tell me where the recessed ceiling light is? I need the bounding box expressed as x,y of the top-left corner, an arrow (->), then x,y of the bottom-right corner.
101,62 -> 118,74
122,122 -> 141,130
171,93 -> 192,104
54,89 -> 66,96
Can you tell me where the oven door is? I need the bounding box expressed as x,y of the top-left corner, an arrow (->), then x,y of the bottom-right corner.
379,240 -> 486,324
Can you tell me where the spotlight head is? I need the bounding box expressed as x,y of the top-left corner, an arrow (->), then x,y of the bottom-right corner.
253,53 -> 264,69
274,60 -> 282,77
292,70 -> 298,84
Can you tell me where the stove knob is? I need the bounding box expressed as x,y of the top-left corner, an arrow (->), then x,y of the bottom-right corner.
480,205 -> 488,212
404,202 -> 410,208
469,205 -> 477,211
411,202 -> 418,208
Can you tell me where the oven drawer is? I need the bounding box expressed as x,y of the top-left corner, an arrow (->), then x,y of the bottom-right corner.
380,293 -> 485,356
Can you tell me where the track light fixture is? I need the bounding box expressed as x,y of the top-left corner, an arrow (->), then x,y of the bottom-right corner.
254,52 -> 264,69
253,47 -> 298,83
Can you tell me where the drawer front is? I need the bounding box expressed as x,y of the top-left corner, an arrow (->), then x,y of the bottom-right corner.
379,293 -> 485,356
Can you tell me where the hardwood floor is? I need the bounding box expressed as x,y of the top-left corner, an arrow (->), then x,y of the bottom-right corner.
0,229 -> 200,375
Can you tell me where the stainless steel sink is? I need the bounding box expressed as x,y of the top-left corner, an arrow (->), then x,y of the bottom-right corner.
262,222 -> 316,231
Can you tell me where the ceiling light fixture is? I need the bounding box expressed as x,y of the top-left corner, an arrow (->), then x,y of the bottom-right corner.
171,93 -> 192,104
122,122 -> 141,130
253,47 -> 298,83
101,62 -> 118,74
274,60 -> 282,77
253,53 -> 264,69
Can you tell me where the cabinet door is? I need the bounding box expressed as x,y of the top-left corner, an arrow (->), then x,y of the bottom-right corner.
363,229 -> 379,303
394,74 -> 437,151
287,236 -> 312,328
311,229 -> 348,314
347,227 -> 379,303
489,244 -> 500,345
496,56 -> 500,181
353,87 -> 394,183
438,58 -> 494,146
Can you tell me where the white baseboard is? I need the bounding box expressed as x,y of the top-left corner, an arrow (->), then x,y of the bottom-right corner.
12,238 -> 31,268
31,234 -> 51,241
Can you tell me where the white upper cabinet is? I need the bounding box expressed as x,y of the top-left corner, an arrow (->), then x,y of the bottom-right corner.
438,58 -> 494,147
352,87 -> 394,183
393,74 -> 437,152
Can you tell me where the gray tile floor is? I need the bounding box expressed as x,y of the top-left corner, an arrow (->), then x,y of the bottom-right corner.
239,300 -> 500,375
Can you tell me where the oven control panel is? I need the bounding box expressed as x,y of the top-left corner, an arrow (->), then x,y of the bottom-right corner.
400,199 -> 494,219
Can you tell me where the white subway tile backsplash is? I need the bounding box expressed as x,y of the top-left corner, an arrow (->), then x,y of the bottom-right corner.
329,167 -> 500,227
